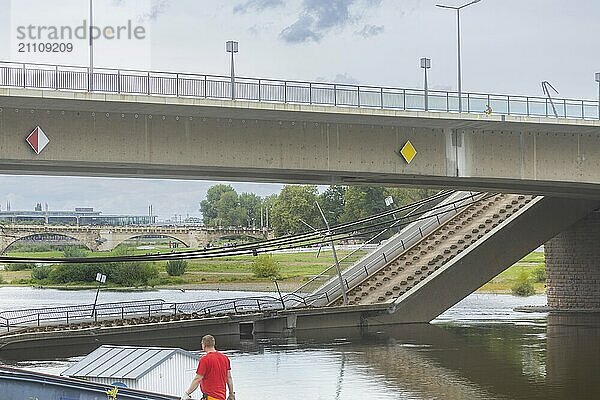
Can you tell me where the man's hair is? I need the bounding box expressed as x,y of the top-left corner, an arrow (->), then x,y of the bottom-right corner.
202,334 -> 216,348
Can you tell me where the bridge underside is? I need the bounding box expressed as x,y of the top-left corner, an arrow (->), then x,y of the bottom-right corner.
0,89 -> 600,198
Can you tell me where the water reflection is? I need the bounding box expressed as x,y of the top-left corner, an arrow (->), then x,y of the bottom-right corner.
546,312 -> 600,399
353,323 -> 544,400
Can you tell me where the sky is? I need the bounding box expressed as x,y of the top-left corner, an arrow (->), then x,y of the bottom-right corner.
0,0 -> 599,219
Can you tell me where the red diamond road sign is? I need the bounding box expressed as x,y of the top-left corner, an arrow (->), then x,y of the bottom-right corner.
26,126 -> 49,155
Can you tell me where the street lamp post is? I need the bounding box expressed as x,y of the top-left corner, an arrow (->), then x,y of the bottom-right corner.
91,272 -> 106,319
272,278 -> 285,310
420,58 -> 431,111
595,72 -> 600,120
89,0 -> 94,91
436,0 -> 482,113
226,40 -> 239,100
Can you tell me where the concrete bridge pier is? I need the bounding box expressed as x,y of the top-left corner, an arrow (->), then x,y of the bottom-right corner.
546,210 -> 600,310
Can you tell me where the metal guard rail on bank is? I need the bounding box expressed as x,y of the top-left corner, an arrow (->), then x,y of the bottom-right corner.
1,61 -> 599,120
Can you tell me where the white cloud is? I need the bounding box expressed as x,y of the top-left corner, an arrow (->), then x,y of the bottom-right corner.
280,0 -> 383,43
355,24 -> 384,38
233,0 -> 284,14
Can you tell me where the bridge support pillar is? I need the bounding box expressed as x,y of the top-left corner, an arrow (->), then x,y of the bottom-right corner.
546,210 -> 600,310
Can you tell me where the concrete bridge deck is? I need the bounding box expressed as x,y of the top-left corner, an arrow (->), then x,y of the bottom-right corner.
340,193 -> 533,306
319,194 -> 599,322
0,188 -> 597,357
1,63 -> 600,198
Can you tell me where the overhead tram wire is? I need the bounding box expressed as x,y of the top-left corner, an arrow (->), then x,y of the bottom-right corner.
133,190 -> 454,255
0,190 -> 456,263
125,191 -> 490,261
0,190 -> 453,264
0,191 -> 491,264
0,191 -> 490,264
0,191 -> 492,264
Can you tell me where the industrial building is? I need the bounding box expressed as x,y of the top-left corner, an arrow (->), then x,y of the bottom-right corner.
0,206 -> 155,226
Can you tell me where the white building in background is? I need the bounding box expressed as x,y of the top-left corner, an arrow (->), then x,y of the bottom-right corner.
61,345 -> 199,396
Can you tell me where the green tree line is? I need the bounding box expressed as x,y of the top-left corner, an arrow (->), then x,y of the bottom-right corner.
200,184 -> 437,237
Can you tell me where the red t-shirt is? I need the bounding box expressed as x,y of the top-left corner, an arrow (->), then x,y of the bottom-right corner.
197,351 -> 231,400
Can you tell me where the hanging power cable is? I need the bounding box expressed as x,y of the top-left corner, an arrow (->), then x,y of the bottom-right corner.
0,191 -> 491,264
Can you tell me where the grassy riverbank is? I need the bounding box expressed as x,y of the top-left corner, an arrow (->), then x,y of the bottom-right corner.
0,249 -> 364,293
0,249 -> 547,294
479,251 -> 546,294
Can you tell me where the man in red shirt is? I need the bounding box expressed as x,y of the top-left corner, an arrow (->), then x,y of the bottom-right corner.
181,335 -> 235,400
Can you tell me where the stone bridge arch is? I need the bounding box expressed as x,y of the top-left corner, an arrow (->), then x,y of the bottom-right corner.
199,227 -> 270,245
0,229 -> 99,254
0,225 -> 271,253
95,228 -> 196,252
107,233 -> 192,252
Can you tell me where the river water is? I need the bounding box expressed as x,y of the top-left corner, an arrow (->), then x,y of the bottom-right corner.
1,288 -> 599,399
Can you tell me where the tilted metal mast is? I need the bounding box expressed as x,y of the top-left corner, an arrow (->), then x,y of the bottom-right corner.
541,81 -> 559,118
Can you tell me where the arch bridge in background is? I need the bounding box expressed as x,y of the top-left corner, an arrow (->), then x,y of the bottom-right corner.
0,225 -> 269,253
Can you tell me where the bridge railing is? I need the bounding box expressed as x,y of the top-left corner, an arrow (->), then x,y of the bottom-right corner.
0,299 -> 166,332
282,191 -> 448,303
1,60 -> 598,120
291,192 -> 490,307
280,190 -> 456,303
169,296 -> 286,316
0,296 -> 304,333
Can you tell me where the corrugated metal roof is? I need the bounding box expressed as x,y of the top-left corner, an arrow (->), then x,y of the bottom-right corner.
62,345 -> 199,380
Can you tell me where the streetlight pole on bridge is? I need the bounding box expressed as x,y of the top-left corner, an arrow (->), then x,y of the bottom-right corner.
89,0 -> 94,91
436,0 -> 482,113
595,72 -> 600,120
226,40 -> 239,100
420,57 -> 431,111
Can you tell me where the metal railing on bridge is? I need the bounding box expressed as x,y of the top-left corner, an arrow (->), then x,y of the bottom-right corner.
1,61 -> 599,120
0,295 -> 315,333
0,299 -> 166,332
285,191 -> 489,308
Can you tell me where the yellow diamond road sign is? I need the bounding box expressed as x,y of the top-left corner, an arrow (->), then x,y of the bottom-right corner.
400,140 -> 417,164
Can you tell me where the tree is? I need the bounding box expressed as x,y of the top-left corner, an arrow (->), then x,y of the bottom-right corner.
49,246 -> 159,287
251,255 -> 281,278
340,186 -> 386,223
270,185 -> 318,236
239,192 -> 262,228
216,190 -> 245,227
63,246 -> 88,259
200,184 -> 234,225
31,265 -> 52,280
318,186 -> 346,227
166,260 -> 188,276
5,263 -> 35,271
511,271 -> 535,296
200,184 -> 244,227
110,262 -> 159,287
